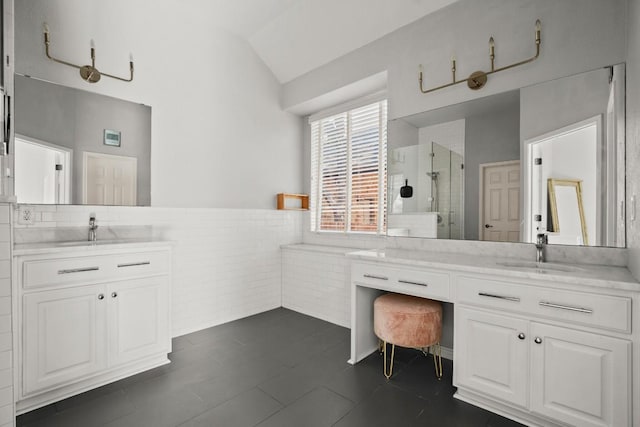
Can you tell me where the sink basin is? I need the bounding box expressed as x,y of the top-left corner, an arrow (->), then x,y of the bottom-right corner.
496,261 -> 583,273
55,240 -> 127,247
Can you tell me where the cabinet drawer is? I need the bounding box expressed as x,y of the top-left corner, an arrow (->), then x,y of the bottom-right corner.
23,257 -> 109,289
457,276 -> 527,311
112,251 -> 170,278
531,287 -> 630,334
457,275 -> 631,333
22,250 -> 171,289
352,262 -> 450,300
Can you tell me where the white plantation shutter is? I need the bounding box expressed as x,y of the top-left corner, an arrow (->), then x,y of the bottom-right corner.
310,100 -> 387,233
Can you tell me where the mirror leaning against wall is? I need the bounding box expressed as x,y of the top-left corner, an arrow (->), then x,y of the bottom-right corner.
14,74 -> 152,206
387,64 -> 626,248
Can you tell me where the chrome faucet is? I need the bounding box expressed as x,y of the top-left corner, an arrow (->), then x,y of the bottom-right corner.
535,233 -> 548,263
89,215 -> 99,242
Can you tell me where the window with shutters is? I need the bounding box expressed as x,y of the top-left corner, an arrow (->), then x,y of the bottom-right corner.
310,100 -> 387,233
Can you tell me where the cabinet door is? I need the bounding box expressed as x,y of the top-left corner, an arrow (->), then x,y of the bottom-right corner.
454,307 -> 529,408
530,323 -> 631,427
23,285 -> 107,395
108,276 -> 170,366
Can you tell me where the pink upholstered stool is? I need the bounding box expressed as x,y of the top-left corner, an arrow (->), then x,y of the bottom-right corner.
374,293 -> 443,379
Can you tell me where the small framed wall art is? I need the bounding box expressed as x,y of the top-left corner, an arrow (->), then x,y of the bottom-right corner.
104,129 -> 121,147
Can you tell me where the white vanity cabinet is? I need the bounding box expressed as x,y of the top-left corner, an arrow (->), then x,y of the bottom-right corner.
454,275 -> 632,427
14,243 -> 172,413
349,251 -> 639,427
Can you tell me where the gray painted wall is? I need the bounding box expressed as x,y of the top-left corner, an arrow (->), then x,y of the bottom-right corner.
283,0 -> 626,121
464,106 -> 521,240
15,75 -> 152,205
520,68 -> 611,142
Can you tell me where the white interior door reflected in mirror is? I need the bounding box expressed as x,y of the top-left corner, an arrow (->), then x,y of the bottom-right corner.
83,152 -> 137,206
547,179 -> 588,246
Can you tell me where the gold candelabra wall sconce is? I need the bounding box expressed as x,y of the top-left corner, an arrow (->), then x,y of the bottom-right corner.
419,19 -> 541,94
43,24 -> 134,84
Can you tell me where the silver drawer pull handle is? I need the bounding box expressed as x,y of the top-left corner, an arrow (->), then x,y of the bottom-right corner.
398,279 -> 428,287
363,274 -> 388,281
58,267 -> 100,274
478,292 -> 520,302
117,261 -> 151,268
539,301 -> 593,314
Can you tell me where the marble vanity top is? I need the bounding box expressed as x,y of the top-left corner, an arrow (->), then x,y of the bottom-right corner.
348,248 -> 640,291
13,239 -> 173,256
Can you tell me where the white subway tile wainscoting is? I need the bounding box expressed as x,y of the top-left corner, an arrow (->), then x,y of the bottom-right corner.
14,205 -> 303,337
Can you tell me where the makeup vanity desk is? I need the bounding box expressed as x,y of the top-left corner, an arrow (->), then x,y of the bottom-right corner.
348,249 -> 640,427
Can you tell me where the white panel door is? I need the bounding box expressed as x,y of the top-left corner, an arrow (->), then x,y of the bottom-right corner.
530,323 -> 631,427
454,307 -> 529,408
23,285 -> 107,395
83,152 -> 137,206
108,277 -> 170,366
480,161 -> 520,242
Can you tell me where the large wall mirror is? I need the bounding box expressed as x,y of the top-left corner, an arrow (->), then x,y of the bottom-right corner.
14,74 -> 151,206
387,64 -> 625,248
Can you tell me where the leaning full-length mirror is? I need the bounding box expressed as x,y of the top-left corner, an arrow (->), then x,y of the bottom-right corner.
387,64 -> 625,248
14,74 -> 152,206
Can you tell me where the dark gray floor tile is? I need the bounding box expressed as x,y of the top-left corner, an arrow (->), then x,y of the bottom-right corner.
416,394 -> 493,427
324,363 -> 384,404
257,342 -> 351,404
105,388 -> 207,427
17,308 -> 525,427
123,361 -> 223,407
15,405 -> 56,426
21,389 -> 135,427
172,334 -> 195,352
486,413 -> 527,427
180,387 -> 282,427
264,324 -> 349,368
256,387 -> 353,427
188,356 -> 288,408
332,385 -> 427,427
390,354 -> 456,400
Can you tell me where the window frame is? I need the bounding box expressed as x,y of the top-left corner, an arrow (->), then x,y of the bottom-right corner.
309,96 -> 387,235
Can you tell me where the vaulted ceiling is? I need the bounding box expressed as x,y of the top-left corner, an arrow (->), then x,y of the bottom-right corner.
218,0 -> 459,83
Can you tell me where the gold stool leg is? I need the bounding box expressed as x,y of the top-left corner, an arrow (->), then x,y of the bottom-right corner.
382,341 -> 396,379
432,343 -> 443,380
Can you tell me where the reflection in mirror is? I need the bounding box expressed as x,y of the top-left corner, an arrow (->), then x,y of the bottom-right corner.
388,64 -> 625,248
547,179 -> 588,246
14,74 -> 151,206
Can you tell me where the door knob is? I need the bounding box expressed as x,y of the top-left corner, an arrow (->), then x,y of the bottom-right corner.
534,337 -> 542,344
518,333 -> 525,340
485,224 -> 494,228
111,292 -> 118,298
98,294 -> 105,300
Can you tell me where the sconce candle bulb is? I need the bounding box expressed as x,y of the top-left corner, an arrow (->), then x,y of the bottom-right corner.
489,37 -> 495,70
535,19 -> 541,44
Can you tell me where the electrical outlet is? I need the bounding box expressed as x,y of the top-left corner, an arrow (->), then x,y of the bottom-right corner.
18,206 -> 35,225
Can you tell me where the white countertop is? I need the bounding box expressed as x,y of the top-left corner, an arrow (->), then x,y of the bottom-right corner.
347,248 -> 640,291
14,239 -> 174,256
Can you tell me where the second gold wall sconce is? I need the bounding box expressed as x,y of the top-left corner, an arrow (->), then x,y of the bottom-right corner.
43,24 -> 134,84
418,19 -> 541,94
